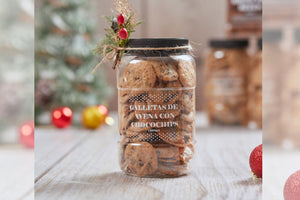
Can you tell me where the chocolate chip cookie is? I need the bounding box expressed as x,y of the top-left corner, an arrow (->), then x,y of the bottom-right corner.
152,61 -> 179,82
120,60 -> 157,89
124,142 -> 158,176
178,59 -> 196,87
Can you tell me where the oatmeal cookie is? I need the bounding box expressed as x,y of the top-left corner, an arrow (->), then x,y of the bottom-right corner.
178,59 -> 196,87
152,60 -> 179,82
156,163 -> 188,177
155,144 -> 181,164
180,91 -> 195,113
180,111 -> 194,123
124,142 -> 158,176
179,143 -> 194,163
119,60 -> 157,89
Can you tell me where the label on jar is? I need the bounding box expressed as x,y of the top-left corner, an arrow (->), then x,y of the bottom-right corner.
118,88 -> 194,145
210,71 -> 245,96
227,0 -> 262,36
230,0 -> 262,13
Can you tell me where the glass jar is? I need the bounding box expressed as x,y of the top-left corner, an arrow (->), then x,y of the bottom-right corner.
117,38 -> 196,177
248,38 -> 262,129
205,39 -> 249,125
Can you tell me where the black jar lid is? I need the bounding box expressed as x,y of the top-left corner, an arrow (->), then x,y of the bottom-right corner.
209,39 -> 249,49
125,38 -> 189,57
127,38 -> 189,48
258,38 -> 262,50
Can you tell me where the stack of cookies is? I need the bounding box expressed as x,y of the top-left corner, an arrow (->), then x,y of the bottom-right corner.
118,57 -> 196,177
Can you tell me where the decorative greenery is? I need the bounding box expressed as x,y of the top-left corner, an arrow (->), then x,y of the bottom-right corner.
93,0 -> 142,68
35,0 -> 113,125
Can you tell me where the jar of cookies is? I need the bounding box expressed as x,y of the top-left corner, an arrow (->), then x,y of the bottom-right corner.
248,38 -> 262,129
205,39 -> 249,125
118,38 -> 196,177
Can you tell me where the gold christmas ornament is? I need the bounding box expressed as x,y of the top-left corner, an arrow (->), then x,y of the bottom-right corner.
82,106 -> 104,129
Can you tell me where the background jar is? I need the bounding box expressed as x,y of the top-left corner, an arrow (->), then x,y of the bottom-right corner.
204,39 -> 249,126
117,38 -> 196,177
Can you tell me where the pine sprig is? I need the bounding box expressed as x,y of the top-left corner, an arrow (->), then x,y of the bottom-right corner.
93,0 -> 142,68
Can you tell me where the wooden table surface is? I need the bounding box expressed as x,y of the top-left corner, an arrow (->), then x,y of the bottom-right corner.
0,146 -> 34,200
264,146 -> 300,200
35,125 -> 262,200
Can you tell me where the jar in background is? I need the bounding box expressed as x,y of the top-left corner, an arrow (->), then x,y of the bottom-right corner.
118,39 -> 196,177
248,38 -> 262,129
205,39 -> 249,125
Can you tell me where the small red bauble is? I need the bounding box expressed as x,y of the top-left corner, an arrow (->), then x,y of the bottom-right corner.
117,14 -> 125,25
19,121 -> 34,148
52,107 -> 72,128
249,144 -> 262,178
119,28 -> 128,40
284,170 -> 300,200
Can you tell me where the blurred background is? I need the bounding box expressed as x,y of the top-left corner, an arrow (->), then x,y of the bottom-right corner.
0,0 -> 34,199
263,0 -> 300,199
34,0 -> 262,129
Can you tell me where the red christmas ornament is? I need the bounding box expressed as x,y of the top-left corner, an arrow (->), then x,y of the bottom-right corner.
117,14 -> 125,25
98,105 -> 108,118
52,107 -> 72,128
249,144 -> 262,178
19,121 -> 34,148
119,28 -> 128,40
284,170 -> 300,200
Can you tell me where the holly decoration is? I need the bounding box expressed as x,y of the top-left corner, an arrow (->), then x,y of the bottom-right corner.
119,28 -> 128,40
117,14 -> 125,25
82,106 -> 105,129
52,107 -> 73,128
284,170 -> 300,200
94,0 -> 142,69
19,121 -> 34,148
249,144 -> 262,178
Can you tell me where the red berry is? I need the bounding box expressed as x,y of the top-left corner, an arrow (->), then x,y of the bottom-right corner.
249,144 -> 262,178
284,170 -> 300,200
117,14 -> 125,25
119,28 -> 128,40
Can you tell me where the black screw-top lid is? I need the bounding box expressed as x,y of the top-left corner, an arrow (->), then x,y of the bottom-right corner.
209,39 -> 249,49
258,38 -> 262,50
127,38 -> 189,48
125,38 -> 189,57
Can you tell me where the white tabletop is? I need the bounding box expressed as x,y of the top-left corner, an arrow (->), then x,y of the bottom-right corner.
35,124 -> 262,200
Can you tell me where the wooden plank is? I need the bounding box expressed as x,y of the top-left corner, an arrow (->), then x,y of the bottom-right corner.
35,128 -> 90,181
0,147 -> 34,200
263,146 -> 300,200
35,126 -> 262,200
